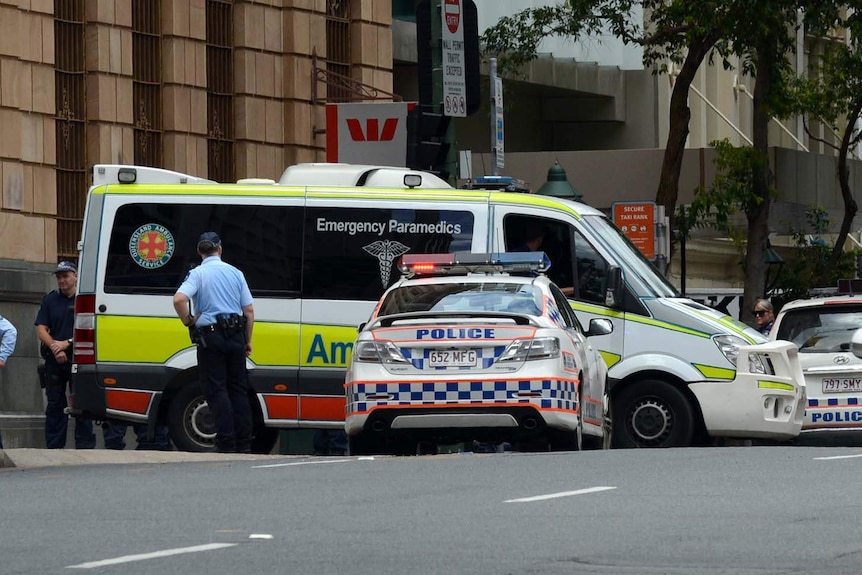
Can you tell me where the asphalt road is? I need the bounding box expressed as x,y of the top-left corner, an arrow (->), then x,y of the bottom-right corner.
2,446 -> 862,574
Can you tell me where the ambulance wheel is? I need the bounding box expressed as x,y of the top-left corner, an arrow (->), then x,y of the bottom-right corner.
613,380 -> 694,448
168,384 -> 216,452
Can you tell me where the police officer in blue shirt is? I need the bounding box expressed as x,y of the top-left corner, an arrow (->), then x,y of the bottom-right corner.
0,314 -> 17,450
36,261 -> 96,449
173,232 -> 255,453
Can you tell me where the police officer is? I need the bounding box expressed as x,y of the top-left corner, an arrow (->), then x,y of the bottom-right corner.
173,232 -> 255,453
36,261 -> 96,449
0,313 -> 18,450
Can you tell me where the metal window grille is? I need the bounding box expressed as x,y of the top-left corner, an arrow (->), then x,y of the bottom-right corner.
206,0 -> 234,183
133,0 -> 162,167
326,0 -> 351,102
54,0 -> 87,261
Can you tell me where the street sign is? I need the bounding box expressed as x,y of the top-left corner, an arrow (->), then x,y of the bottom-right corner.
441,0 -> 466,117
326,102 -> 410,166
494,76 -> 504,169
612,201 -> 657,260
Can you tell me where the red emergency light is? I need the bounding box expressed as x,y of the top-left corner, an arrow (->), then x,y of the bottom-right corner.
398,252 -> 549,278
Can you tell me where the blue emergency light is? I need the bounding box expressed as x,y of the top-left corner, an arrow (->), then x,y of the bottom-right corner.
468,176 -> 530,193
398,252 -> 550,278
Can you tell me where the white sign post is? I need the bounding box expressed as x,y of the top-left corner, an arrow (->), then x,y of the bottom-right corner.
494,76 -> 504,169
441,0 -> 466,118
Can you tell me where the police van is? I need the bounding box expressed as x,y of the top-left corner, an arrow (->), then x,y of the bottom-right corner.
70,164 -> 806,453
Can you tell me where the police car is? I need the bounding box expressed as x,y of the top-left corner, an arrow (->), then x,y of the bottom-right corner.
344,252 -> 613,455
771,282 -> 862,434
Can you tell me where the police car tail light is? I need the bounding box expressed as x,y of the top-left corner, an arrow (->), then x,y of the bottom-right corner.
713,334 -> 748,367
498,337 -> 560,362
73,294 -> 96,365
399,252 -> 550,278
354,341 -> 410,364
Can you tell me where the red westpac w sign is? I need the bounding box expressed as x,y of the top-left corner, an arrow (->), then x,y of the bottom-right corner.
326,102 -> 411,166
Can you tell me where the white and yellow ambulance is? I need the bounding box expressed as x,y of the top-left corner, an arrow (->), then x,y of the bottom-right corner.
70,164 -> 806,452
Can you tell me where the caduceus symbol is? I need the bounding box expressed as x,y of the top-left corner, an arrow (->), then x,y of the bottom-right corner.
363,240 -> 411,287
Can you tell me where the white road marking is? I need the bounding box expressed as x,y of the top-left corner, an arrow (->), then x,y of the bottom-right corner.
814,453 -> 862,460
505,486 -> 617,503
249,534 -> 273,540
66,543 -> 236,569
252,459 -> 351,469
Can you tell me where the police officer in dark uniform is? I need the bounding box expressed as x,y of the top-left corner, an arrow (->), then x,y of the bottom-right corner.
173,232 -> 255,453
36,261 -> 96,449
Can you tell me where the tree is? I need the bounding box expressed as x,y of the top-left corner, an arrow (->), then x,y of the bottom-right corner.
482,0 -> 725,239
785,3 -> 862,285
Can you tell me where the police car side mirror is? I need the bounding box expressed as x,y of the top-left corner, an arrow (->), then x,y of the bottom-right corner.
586,318 -> 613,338
851,329 -> 862,359
358,322 -> 367,333
604,266 -> 623,308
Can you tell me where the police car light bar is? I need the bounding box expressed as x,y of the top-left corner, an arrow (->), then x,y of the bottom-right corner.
398,252 -> 550,278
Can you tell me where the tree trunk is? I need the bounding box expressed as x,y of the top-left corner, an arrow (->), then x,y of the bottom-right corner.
823,98 -> 862,282
655,31 -> 720,266
742,35 -> 776,324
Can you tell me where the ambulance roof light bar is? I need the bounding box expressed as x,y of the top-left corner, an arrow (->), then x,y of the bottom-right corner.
399,252 -> 550,278
92,165 -> 216,187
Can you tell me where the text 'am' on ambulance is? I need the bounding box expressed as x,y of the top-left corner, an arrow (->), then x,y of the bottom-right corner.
70,163 -> 806,453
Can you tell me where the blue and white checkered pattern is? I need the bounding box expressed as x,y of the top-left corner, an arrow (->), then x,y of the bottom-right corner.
346,379 -> 578,414
401,346 -> 506,370
545,297 -> 565,328
808,397 -> 861,407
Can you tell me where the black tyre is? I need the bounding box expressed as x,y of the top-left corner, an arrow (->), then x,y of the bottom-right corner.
613,380 -> 694,448
549,422 -> 582,451
251,426 -> 279,454
167,384 -> 216,452
348,431 -> 379,456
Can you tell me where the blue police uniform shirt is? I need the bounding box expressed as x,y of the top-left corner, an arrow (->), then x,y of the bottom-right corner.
176,255 -> 253,327
35,291 -> 76,340
0,315 -> 17,363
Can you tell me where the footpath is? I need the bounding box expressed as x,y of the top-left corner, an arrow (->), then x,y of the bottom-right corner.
0,448 -> 293,470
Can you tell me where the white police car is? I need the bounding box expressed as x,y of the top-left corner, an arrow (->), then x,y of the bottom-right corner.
771,282 -> 862,434
344,252 -> 613,455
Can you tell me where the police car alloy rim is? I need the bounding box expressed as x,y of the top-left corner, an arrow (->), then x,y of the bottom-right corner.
628,399 -> 672,444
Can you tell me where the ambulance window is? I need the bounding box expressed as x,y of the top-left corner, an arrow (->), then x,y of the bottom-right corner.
105,203 -> 303,296
503,215 -> 574,294
304,207 -> 475,301
573,229 -> 608,305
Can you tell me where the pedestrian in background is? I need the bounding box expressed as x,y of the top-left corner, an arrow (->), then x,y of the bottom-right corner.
103,422 -> 172,451
0,314 -> 18,450
173,232 -> 255,453
36,261 -> 95,449
753,298 -> 775,336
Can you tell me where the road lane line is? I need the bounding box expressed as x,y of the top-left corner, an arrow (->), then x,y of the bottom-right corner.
814,453 -> 862,460
66,543 -> 236,569
505,486 -> 616,503
252,459 -> 351,469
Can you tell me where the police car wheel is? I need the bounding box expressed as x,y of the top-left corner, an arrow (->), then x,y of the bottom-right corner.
548,422 -> 582,452
348,431 -> 380,456
168,384 -> 217,452
613,380 -> 694,448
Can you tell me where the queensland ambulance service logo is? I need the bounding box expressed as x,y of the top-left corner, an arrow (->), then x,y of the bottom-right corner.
129,223 -> 175,269
363,240 -> 410,287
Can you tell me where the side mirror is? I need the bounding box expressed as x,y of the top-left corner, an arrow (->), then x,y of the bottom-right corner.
604,266 -> 623,308
851,329 -> 862,359
358,322 -> 367,333
586,318 -> 613,337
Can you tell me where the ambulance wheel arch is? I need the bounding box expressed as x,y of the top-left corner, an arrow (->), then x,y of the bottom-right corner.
163,371 -> 278,454
611,374 -> 706,448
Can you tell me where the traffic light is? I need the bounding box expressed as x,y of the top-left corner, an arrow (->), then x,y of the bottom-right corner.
406,104 -> 451,181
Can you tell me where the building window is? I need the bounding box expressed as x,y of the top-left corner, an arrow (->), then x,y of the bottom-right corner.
54,0 -> 87,261
326,0 -> 351,102
206,0 -> 234,183
132,0 -> 162,167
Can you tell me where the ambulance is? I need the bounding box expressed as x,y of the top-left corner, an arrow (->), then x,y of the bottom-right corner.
70,164 -> 806,453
